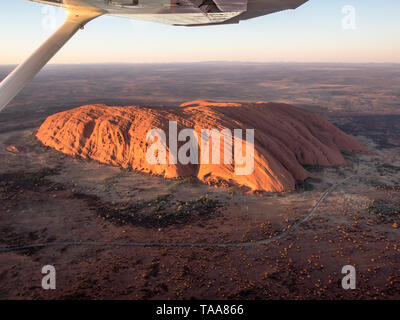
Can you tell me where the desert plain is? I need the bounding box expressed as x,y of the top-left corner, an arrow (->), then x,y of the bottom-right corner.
0,63 -> 399,299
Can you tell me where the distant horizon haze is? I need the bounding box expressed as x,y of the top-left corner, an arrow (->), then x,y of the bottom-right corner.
1,61 -> 400,67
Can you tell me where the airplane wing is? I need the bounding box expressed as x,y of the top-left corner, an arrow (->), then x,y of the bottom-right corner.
0,0 -> 308,111
174,0 -> 308,26
27,0 -> 308,26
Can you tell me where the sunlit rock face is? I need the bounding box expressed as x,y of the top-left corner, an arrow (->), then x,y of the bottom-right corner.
36,101 -> 367,192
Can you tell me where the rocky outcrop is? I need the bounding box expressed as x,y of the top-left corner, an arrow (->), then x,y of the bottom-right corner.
5,145 -> 25,154
36,101 -> 367,192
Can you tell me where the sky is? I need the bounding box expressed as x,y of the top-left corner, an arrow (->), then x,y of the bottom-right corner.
0,0 -> 399,64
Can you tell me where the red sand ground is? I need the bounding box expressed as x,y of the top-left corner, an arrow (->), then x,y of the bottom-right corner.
1,102 -> 398,300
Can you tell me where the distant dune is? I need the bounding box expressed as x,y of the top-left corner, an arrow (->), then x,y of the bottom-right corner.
36,101 -> 367,192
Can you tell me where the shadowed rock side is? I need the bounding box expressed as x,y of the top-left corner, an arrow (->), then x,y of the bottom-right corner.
36,101 -> 367,192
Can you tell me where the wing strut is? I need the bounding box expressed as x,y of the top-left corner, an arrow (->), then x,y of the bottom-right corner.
0,8 -> 103,112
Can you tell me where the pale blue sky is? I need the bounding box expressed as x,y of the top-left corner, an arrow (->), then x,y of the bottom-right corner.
0,0 -> 399,64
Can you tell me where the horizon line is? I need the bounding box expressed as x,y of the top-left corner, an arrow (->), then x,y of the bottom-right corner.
1,61 -> 400,67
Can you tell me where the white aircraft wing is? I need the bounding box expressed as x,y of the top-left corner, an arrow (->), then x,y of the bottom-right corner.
0,0 -> 308,111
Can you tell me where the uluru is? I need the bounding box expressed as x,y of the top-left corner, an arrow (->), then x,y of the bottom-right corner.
36,101 -> 367,192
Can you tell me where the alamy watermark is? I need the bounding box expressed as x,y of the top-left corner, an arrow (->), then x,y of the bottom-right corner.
342,5 -> 356,30
41,5 -> 65,34
146,122 -> 255,176
41,265 -> 56,290
341,265 -> 356,290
